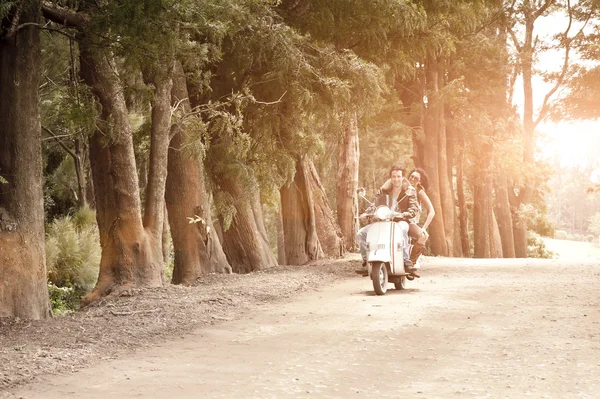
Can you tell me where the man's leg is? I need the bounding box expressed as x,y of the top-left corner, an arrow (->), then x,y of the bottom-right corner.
357,224 -> 371,266
398,221 -> 411,264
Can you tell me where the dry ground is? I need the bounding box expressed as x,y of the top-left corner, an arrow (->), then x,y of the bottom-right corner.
0,258 -> 358,393
2,242 -> 600,398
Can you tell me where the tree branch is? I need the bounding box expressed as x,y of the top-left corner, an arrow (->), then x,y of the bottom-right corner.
41,1 -> 90,28
534,0 -> 576,128
15,22 -> 77,40
42,125 -> 78,161
508,27 -> 522,53
533,0 -> 555,20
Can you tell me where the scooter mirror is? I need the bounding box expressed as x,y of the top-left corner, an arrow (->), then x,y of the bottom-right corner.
357,187 -> 366,197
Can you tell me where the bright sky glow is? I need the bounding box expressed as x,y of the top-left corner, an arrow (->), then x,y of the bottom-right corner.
511,10 -> 600,178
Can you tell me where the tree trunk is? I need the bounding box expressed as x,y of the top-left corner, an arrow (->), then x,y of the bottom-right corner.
399,77 -> 425,168
494,176 -> 516,258
276,202 -> 287,265
423,54 -> 449,256
79,40 -> 164,305
512,210 -> 528,258
166,62 -> 231,284
437,56 -> 456,257
489,209 -> 503,258
456,131 -> 470,257
220,173 -> 277,273
281,157 -> 344,265
308,158 -> 344,258
473,171 -> 491,258
0,2 -> 50,319
336,112 -> 359,251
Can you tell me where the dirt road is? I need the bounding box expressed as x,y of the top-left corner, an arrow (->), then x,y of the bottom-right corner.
5,256 -> 600,399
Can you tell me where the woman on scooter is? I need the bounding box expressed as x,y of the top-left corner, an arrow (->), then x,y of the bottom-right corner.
405,168 -> 435,262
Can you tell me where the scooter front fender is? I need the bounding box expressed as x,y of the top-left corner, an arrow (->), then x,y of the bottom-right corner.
366,220 -> 405,275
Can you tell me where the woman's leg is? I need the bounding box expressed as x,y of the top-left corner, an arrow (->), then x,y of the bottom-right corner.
408,223 -> 426,264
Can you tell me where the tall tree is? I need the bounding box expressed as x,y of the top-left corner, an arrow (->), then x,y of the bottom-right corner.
41,0 -> 182,303
0,0 -> 50,319
508,0 -> 580,256
166,62 -> 232,284
281,156 -> 344,264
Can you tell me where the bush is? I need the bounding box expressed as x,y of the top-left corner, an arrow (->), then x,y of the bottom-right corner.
555,230 -> 567,239
527,232 -> 556,259
47,283 -> 81,315
46,208 -> 100,314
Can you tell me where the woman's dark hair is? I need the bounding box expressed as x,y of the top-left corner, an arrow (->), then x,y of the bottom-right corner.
409,168 -> 429,190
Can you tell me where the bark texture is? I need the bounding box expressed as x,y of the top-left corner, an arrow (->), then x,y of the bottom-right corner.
281,157 -> 344,265
490,209 -> 503,258
276,203 -> 287,265
494,176 -> 516,258
473,172 -> 491,258
456,133 -> 470,257
79,41 -> 164,305
436,56 -> 456,257
423,55 -> 449,256
220,174 -> 277,273
166,62 -> 231,284
0,2 -> 50,319
336,112 -> 359,251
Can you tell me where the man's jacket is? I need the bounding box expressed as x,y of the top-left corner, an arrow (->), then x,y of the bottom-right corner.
381,180 -> 419,222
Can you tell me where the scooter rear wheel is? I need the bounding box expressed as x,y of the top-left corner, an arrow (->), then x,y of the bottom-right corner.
372,262 -> 388,295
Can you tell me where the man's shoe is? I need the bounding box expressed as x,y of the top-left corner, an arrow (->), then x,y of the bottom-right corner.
362,260 -> 367,268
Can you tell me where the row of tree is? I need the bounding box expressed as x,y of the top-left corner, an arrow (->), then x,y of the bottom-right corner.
2,0 -> 600,319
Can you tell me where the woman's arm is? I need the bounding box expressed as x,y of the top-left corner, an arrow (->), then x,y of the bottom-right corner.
419,190 -> 435,231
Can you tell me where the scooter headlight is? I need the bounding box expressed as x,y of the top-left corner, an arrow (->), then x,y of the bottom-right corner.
375,206 -> 392,220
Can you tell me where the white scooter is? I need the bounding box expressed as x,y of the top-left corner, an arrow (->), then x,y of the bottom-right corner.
356,188 -> 423,295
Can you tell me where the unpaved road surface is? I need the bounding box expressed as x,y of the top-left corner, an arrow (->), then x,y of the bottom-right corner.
5,256 -> 600,399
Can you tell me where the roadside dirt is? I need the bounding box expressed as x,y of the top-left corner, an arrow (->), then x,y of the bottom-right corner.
2,251 -> 600,398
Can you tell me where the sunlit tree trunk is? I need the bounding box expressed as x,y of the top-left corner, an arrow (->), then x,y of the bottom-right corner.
494,176 -> 516,258
456,147 -> 470,257
399,77 -> 425,168
166,62 -> 231,284
437,56 -> 457,257
337,112 -> 359,251
423,54 -> 449,256
490,209 -> 503,258
282,156 -> 344,265
79,40 -> 165,305
220,173 -> 277,273
0,1 -> 50,319
276,202 -> 287,265
473,170 -> 491,258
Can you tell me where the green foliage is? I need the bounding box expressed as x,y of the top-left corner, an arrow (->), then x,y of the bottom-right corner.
48,283 -> 81,315
515,203 -> 555,238
46,207 -> 100,312
527,232 -> 556,259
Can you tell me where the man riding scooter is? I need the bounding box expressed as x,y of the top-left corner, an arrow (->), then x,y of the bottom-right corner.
356,164 -> 420,276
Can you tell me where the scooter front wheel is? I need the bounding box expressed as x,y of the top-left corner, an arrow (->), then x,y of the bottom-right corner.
394,275 -> 406,290
372,261 -> 388,295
